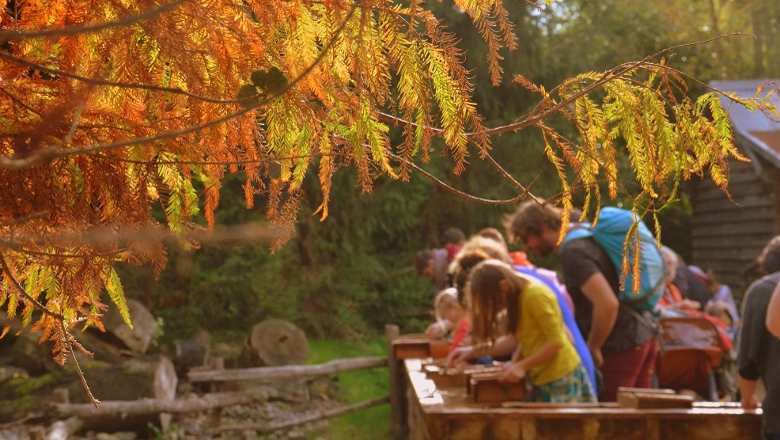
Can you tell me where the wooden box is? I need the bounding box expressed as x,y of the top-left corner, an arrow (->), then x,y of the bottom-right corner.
616,387 -> 694,409
464,366 -> 504,393
393,339 -> 451,360
393,339 -> 431,359
428,368 -> 470,388
469,373 -> 525,403
429,341 -> 451,359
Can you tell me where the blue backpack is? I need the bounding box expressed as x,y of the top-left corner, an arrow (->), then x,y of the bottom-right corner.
562,207 -> 666,313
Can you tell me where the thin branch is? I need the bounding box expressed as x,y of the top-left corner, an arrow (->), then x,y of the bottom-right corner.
474,140 -> 541,203
68,327 -> 100,407
0,0 -> 189,42
96,151 -> 351,166
0,211 -> 48,227
0,86 -> 42,117
0,250 -> 65,321
0,52 -> 240,104
29,89 -> 91,160
387,152 -> 535,205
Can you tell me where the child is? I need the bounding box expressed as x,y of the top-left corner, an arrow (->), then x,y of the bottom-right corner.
424,287 -> 459,340
467,259 -> 595,403
707,300 -> 738,342
434,288 -> 469,351
703,268 -> 739,325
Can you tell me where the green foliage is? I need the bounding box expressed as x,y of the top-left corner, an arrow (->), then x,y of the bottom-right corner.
117,171 -> 434,342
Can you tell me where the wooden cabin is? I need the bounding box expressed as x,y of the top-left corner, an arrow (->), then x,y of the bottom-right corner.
689,79 -> 780,299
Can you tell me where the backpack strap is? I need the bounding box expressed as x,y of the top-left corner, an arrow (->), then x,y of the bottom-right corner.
620,303 -> 660,335
561,222 -> 593,245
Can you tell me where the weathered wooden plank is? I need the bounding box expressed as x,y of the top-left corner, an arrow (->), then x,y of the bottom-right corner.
386,324 -> 407,440
53,388 -> 279,418
692,181 -> 771,206
188,356 -> 387,383
691,222 -> 775,237
692,239 -> 767,253
693,195 -> 773,214
691,208 -> 774,226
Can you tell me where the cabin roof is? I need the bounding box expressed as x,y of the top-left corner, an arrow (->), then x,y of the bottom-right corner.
709,79 -> 780,169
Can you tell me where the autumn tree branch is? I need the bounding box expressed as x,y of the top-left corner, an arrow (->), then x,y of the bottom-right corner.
0,0 -> 361,170
0,250 -> 65,321
0,0 -> 189,43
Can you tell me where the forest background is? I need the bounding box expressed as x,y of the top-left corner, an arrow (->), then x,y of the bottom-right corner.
114,0 -> 780,344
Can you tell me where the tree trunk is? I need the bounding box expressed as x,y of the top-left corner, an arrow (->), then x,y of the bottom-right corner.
239,319 -> 308,367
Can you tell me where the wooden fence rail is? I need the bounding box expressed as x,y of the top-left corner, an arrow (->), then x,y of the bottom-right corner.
188,356 -> 387,383
210,395 -> 391,434
4,326 -> 402,440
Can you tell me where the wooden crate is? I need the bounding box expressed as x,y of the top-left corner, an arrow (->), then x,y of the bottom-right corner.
393,339 -> 451,360
617,387 -> 694,409
469,373 -> 525,403
426,364 -> 503,389
393,339 -> 431,359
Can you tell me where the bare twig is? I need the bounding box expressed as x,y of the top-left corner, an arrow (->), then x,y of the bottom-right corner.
68,325 -> 100,407
387,152 -> 535,205
0,86 -> 42,117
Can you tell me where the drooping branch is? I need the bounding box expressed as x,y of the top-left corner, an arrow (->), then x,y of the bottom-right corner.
0,250 -> 65,321
0,0 -> 362,171
0,52 -> 239,104
0,0 -> 190,42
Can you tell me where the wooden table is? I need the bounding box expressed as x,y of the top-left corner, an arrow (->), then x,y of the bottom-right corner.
403,359 -> 763,440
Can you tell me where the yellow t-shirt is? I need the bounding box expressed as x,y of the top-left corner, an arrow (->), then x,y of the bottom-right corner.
516,278 -> 580,385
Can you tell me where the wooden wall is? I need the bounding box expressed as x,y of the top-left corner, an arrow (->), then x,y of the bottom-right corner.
690,148 -> 779,301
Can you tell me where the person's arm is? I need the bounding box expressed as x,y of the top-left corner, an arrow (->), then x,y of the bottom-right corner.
767,283 -> 780,338
580,271 -> 619,367
739,376 -> 759,409
424,319 -> 453,339
446,334 -> 518,367
738,283 -> 761,409
500,342 -> 560,383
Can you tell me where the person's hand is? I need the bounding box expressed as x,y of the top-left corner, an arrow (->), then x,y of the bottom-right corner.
446,346 -> 474,368
590,347 -> 604,368
741,394 -> 759,410
678,299 -> 701,311
499,361 -> 526,383
424,321 -> 446,339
